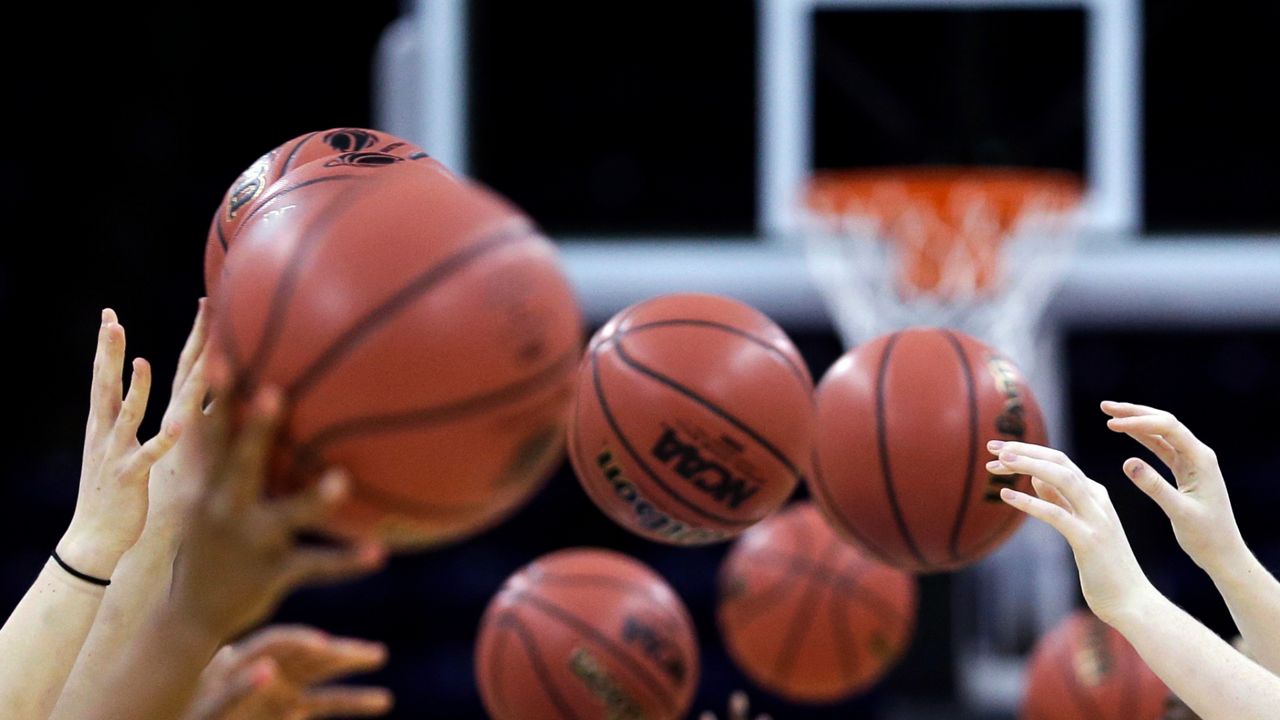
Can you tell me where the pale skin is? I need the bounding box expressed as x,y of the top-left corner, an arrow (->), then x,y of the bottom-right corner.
698,691 -> 772,720
0,309 -> 181,719
51,378 -> 386,720
987,421 -> 1280,720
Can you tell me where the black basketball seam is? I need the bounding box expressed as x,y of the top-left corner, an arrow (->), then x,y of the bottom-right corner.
609,336 -> 805,481
513,590 -> 679,713
215,217 -> 228,252
286,226 -> 536,399
486,617 -> 515,720
963,501 -> 1027,561
746,549 -> 909,628
297,348 -> 576,452
943,329 -> 981,562
278,131 -> 320,180
497,612 -> 584,720
618,319 -> 811,391
238,175 -> 360,229
528,571 -> 690,630
806,450 -> 900,565
239,182 -> 369,390
771,539 -> 845,685
875,332 -> 933,569
827,572 -> 860,688
721,564 -> 806,632
588,346 -> 756,528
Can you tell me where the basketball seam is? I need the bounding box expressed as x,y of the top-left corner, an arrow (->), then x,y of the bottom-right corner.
286,226 -> 536,399
239,174 -> 359,231
618,319 -> 812,391
278,131 -> 320,180
943,329 -> 982,563
513,590 -> 679,714
486,618 -> 514,720
588,346 -> 756,528
240,183 -> 380,390
806,450 -> 900,566
962,502 -> 1027,561
215,218 -> 228,252
497,612 -> 584,720
721,564 -> 806,632
771,539 -> 845,686
745,549 -> 910,628
874,332 -> 933,569
609,336 -> 804,480
827,573 -> 860,690
528,571 -> 690,630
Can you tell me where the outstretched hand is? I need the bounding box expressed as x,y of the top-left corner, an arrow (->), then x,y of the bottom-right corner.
185,625 -> 392,720
1100,401 -> 1245,573
987,440 -> 1158,625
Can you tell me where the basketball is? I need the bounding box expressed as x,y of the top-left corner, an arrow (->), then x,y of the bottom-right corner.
718,502 -> 917,703
213,158 -> 582,548
205,127 -> 437,294
809,327 -> 1046,572
475,548 -> 699,720
1021,610 -> 1169,720
567,293 -> 814,545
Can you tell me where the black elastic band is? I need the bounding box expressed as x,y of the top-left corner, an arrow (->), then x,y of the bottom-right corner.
51,550 -> 111,587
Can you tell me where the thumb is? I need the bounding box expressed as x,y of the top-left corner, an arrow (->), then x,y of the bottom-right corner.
1124,458 -> 1184,518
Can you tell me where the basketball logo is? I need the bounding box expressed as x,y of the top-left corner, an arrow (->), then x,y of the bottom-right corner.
322,151 -> 405,168
224,151 -> 274,222
323,127 -> 381,152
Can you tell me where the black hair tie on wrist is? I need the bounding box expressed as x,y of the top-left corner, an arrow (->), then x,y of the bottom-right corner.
51,550 -> 111,587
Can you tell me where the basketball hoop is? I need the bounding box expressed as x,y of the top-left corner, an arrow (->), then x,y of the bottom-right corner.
803,167 -> 1082,373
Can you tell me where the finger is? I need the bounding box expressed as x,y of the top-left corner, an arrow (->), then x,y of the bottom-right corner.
274,471 -> 349,530
223,386 -> 284,507
1123,458 -> 1186,519
986,440 -> 1082,474
1105,414 -> 1206,460
999,488 -> 1085,542
698,714 -> 717,720
990,452 -> 1098,519
188,657 -> 278,720
170,349 -> 211,421
235,626 -> 387,685
295,638 -> 388,685
1031,477 -> 1073,513
112,357 -> 153,447
1100,400 -> 1168,418
730,691 -> 749,720
1108,425 -> 1178,469
301,686 -> 394,718
173,298 -> 209,394
88,310 -> 126,431
283,542 -> 386,591
119,421 -> 182,479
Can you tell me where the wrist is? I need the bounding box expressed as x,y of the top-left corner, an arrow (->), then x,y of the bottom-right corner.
56,526 -> 125,580
1205,541 -> 1267,594
1098,580 -> 1166,634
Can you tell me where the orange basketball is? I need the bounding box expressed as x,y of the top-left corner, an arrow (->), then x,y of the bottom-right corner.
213,158 -> 582,548
568,294 -> 814,545
717,502 -> 917,703
1021,610 -> 1168,720
475,548 -> 700,720
205,127 -> 438,294
810,327 -> 1046,572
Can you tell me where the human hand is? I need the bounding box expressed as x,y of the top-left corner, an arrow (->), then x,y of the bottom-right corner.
185,625 -> 392,720
698,691 -> 772,720
60,309 -> 182,579
1100,401 -> 1246,575
987,440 -> 1159,627
168,382 -> 385,642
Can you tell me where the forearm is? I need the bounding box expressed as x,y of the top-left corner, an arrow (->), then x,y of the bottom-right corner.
1114,590 -> 1280,720
52,603 -> 221,720
55,527 -> 180,712
0,560 -> 108,719
1206,544 -> 1280,675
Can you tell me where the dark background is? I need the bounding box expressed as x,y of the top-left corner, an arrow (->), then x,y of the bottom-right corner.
1,2 -> 1277,718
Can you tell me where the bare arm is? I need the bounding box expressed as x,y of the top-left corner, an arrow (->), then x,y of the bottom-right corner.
988,440 -> 1280,720
0,311 -> 177,719
1101,401 -> 1280,675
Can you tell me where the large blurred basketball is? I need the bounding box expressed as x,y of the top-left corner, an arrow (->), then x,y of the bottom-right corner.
568,294 -> 814,545
476,548 -> 700,720
205,127 -> 437,294
810,327 -> 1045,572
718,502 -> 916,703
213,158 -> 582,548
1021,610 -> 1168,720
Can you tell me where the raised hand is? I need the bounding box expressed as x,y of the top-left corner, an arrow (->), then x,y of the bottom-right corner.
1100,401 -> 1244,572
186,625 -> 392,720
986,440 -> 1158,626
62,308 -> 182,579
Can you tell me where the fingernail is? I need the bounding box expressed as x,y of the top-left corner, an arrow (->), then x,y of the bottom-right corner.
1000,451 -> 1019,462
985,460 -> 1003,471
320,472 -> 348,500
999,488 -> 1018,501
1126,460 -> 1143,476
987,440 -> 1005,452
251,659 -> 277,687
100,309 -> 109,325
